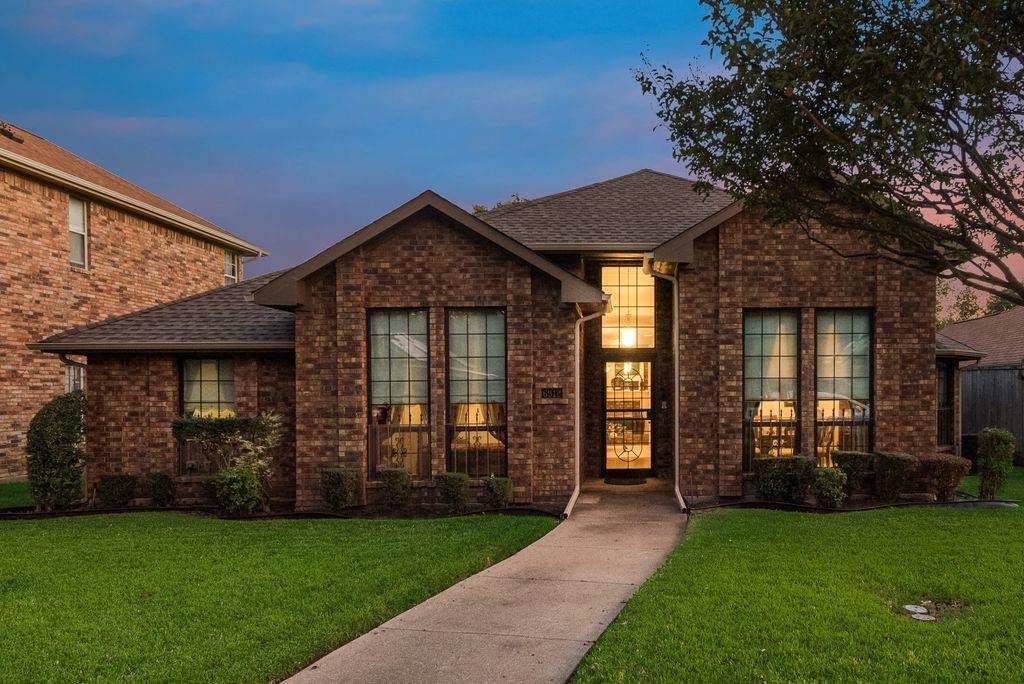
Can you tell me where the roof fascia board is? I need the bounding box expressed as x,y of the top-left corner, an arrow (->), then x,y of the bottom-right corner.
652,200 -> 745,263
28,341 -> 295,353
0,147 -> 266,257
253,190 -> 606,307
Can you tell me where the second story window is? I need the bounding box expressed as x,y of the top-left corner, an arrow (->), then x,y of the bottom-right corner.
224,252 -> 239,284
69,197 -> 87,268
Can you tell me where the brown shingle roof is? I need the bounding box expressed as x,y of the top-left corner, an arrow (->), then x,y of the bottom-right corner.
941,307 -> 1024,366
483,169 -> 736,250
29,272 -> 294,352
0,120 -> 265,256
935,331 -> 985,360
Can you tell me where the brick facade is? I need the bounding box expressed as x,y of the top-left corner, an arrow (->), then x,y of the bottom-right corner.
0,167 -> 239,479
293,209 -> 577,511
677,214 -> 936,502
84,353 -> 295,506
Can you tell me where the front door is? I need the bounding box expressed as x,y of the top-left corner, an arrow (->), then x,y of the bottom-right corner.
604,360 -> 653,476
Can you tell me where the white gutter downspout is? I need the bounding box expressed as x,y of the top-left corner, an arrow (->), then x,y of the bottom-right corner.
646,255 -> 688,513
562,297 -> 609,519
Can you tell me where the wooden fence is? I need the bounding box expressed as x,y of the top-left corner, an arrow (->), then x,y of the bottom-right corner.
961,362 -> 1024,459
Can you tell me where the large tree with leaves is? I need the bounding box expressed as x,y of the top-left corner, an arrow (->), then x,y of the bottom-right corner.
638,0 -> 1024,303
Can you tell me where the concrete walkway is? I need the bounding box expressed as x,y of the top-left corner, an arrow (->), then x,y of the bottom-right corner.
287,482 -> 685,684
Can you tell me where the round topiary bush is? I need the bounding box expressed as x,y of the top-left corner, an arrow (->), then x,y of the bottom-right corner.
379,467 -> 411,512
321,468 -> 359,512
435,472 -> 469,513
26,390 -> 86,511
210,466 -> 263,515
483,475 -> 512,508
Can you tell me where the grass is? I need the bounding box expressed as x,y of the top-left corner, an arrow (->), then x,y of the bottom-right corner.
962,466 -> 1024,500
575,468 -> 1024,683
0,480 -> 32,509
0,511 -> 555,683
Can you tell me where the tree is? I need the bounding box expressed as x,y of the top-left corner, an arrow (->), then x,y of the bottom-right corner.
473,193 -> 529,216
951,285 -> 982,322
637,1 -> 1024,304
985,288 -> 1017,315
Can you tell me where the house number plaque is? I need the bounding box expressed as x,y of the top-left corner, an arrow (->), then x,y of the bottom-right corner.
540,387 -> 564,400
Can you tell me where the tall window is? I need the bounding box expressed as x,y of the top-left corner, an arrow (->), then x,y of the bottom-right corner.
65,365 -> 85,393
69,197 -> 87,268
224,252 -> 239,284
601,266 -> 655,348
182,359 -> 235,418
743,310 -> 799,469
936,361 -> 955,446
369,310 -> 430,479
816,310 -> 872,465
447,309 -> 507,477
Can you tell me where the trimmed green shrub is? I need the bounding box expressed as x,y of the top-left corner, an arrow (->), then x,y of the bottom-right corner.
435,472 -> 470,513
26,390 -> 86,511
321,469 -> 359,512
832,451 -> 873,495
379,467 -> 411,511
145,471 -> 176,507
483,475 -> 512,508
811,468 -> 847,509
752,456 -> 815,503
210,466 -> 263,515
917,453 -> 971,502
977,427 -> 1015,500
874,452 -> 918,501
97,474 -> 136,508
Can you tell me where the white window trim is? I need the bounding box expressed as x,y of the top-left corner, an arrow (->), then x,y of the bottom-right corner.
224,251 -> 238,284
69,196 -> 88,269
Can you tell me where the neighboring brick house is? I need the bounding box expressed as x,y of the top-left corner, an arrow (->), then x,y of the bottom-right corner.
1,120 -> 264,480
34,169 -> 955,509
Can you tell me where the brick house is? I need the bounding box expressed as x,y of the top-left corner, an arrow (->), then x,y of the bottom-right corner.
33,169 -> 959,509
1,120 -> 264,480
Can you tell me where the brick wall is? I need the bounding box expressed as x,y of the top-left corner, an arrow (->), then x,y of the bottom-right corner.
0,168 -> 238,479
84,353 -> 295,505
678,213 -> 936,502
293,208 -> 577,510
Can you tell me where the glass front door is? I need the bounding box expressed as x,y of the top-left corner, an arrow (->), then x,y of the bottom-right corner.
604,360 -> 652,473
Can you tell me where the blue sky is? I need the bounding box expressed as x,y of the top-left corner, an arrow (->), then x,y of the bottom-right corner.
0,1 -> 716,273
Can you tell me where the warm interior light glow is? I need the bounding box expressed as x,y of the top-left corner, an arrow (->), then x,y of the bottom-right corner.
620,328 -> 637,348
623,361 -> 633,373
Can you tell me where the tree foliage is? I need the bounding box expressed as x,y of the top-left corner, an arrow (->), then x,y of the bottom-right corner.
985,288 -> 1017,315
473,192 -> 529,216
638,1 -> 1024,303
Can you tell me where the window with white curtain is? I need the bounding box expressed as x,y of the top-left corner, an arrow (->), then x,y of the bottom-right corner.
69,197 -> 87,267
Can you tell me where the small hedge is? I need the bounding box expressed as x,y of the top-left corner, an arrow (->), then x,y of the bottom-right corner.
977,427 -> 1015,500
97,474 -> 136,508
145,471 -> 176,507
483,475 -> 512,508
752,455 -> 815,503
435,472 -> 470,513
321,469 -> 359,512
832,451 -> 873,496
874,452 -> 918,501
379,467 -> 411,511
811,468 -> 847,509
210,466 -> 263,515
917,453 -> 971,502
26,390 -> 86,511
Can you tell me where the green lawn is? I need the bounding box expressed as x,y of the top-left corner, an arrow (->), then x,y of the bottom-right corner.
962,466 -> 1024,500
576,469 -> 1024,683
0,480 -> 32,509
0,512 -> 555,683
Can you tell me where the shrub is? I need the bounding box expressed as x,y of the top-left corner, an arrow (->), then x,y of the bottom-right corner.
832,451 -> 873,495
145,471 -> 176,507
874,452 -> 918,501
379,467 -> 411,511
811,468 -> 847,509
97,474 -> 136,508
321,469 -> 359,512
26,390 -> 86,511
210,466 -> 263,515
172,412 -> 283,509
917,454 -> 971,502
752,456 -> 815,503
435,472 -> 470,513
977,427 -> 1016,500
483,475 -> 512,508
